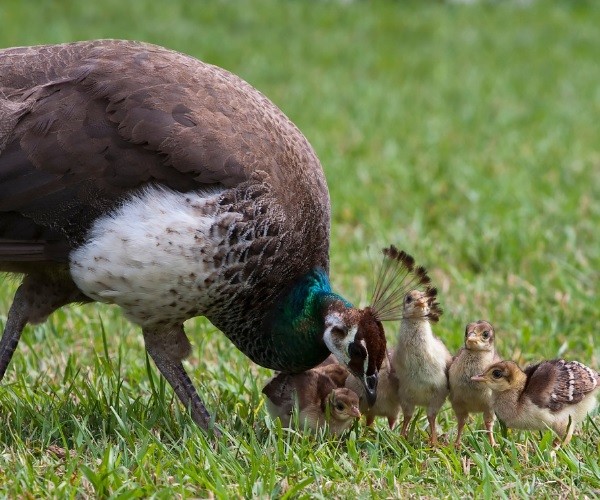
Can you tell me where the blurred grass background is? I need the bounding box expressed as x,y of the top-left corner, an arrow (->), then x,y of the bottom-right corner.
0,0 -> 599,497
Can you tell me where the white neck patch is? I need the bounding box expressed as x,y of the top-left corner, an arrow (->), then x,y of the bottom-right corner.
323,312 -> 365,372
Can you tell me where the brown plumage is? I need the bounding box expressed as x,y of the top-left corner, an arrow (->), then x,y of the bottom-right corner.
448,320 -> 502,447
472,359 -> 600,445
392,288 -> 451,444
0,40 -> 327,249
313,358 -> 352,388
262,369 -> 361,435
1,40 -> 399,433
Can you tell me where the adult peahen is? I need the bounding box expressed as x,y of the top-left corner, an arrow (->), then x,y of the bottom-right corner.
0,40 -> 426,432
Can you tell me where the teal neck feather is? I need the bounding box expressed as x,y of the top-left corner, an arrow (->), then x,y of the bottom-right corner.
266,268 -> 352,372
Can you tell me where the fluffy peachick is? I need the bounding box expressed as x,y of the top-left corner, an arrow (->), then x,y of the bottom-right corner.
472,360 -> 599,445
0,40 -> 430,432
262,368 -> 361,435
448,320 -> 502,447
392,287 -> 450,444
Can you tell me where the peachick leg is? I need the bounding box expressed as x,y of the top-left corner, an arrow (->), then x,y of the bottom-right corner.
387,416 -> 397,429
483,410 -> 496,447
427,413 -> 439,445
454,413 -> 468,448
427,395 -> 447,445
143,326 -> 217,434
400,407 -> 414,437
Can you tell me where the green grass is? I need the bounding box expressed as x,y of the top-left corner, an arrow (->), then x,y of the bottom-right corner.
1,0 -> 599,497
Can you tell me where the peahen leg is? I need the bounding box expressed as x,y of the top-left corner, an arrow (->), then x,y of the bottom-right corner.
0,274 -> 87,381
143,326 -> 218,435
0,287 -> 27,381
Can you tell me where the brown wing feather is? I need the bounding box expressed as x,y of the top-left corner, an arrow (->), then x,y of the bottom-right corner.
314,363 -> 350,388
0,40 -> 329,261
525,359 -> 599,412
262,370 -> 336,416
262,373 -> 296,412
522,362 -> 557,409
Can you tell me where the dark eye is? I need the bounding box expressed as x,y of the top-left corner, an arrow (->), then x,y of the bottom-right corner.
492,369 -> 502,379
336,403 -> 344,411
406,295 -> 413,303
348,342 -> 363,359
482,331 -> 490,339
330,326 -> 345,338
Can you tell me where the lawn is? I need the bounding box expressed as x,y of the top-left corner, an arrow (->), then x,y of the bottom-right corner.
0,0 -> 599,497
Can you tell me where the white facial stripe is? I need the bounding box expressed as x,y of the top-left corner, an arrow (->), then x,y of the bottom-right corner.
323,313 -> 350,364
347,325 -> 358,350
360,338 -> 368,375
323,315 -> 367,373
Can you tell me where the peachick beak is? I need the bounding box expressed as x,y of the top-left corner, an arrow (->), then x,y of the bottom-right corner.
350,406 -> 361,418
471,374 -> 485,382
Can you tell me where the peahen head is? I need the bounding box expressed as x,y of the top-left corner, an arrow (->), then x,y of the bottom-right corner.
322,303 -> 385,406
323,245 -> 435,406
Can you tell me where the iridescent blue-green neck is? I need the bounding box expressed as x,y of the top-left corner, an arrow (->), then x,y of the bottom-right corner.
264,268 -> 353,373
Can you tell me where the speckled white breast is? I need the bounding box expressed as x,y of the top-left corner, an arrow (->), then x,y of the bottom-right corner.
69,185 -> 233,327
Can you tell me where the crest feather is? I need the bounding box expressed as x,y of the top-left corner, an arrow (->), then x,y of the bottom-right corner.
370,245 -> 439,322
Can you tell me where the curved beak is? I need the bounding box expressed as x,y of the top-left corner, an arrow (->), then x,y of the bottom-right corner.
363,372 -> 378,406
350,405 -> 361,418
471,374 -> 485,382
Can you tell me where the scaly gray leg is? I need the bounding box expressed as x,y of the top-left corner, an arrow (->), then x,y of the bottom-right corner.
0,274 -> 87,381
143,326 -> 217,435
0,287 -> 27,381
